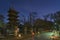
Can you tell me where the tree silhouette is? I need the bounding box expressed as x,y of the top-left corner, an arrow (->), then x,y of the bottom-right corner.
0,14 -> 5,28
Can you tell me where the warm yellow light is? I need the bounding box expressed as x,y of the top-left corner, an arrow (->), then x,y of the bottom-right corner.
32,32 -> 34,36
38,32 -> 40,34
14,27 -> 19,37
18,34 -> 21,37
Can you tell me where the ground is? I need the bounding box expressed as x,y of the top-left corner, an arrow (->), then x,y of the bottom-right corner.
0,32 -> 60,40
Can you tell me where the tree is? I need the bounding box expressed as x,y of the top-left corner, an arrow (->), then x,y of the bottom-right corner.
34,18 -> 53,32
29,12 -> 37,25
53,11 -> 60,30
29,12 -> 37,33
24,22 -> 31,34
0,14 -> 5,28
43,14 -> 49,21
49,11 -> 60,30
34,19 -> 43,32
54,12 -> 60,24
0,14 -> 6,35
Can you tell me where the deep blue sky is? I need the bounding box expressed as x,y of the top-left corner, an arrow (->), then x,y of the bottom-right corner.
0,0 -> 60,22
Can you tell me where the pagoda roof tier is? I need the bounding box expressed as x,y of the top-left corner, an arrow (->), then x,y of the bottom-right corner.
9,20 -> 19,22
8,18 -> 19,20
8,22 -> 19,25
8,21 -> 18,23
8,21 -> 19,22
8,21 -> 18,24
8,20 -> 19,22
8,14 -> 19,17
8,12 -> 18,14
8,16 -> 19,18
8,8 -> 19,13
8,22 -> 18,25
7,22 -> 18,25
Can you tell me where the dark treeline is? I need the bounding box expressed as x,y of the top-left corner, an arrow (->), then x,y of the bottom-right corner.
0,8 -> 60,36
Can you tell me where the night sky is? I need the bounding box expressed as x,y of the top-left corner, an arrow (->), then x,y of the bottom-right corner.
0,0 -> 60,22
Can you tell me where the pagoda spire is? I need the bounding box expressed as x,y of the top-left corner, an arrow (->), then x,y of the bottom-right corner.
9,0 -> 15,10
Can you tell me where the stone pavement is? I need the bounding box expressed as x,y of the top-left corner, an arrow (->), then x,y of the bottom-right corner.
0,34 -> 32,40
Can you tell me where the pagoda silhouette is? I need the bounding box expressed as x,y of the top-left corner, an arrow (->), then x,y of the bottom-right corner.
7,7 -> 19,36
